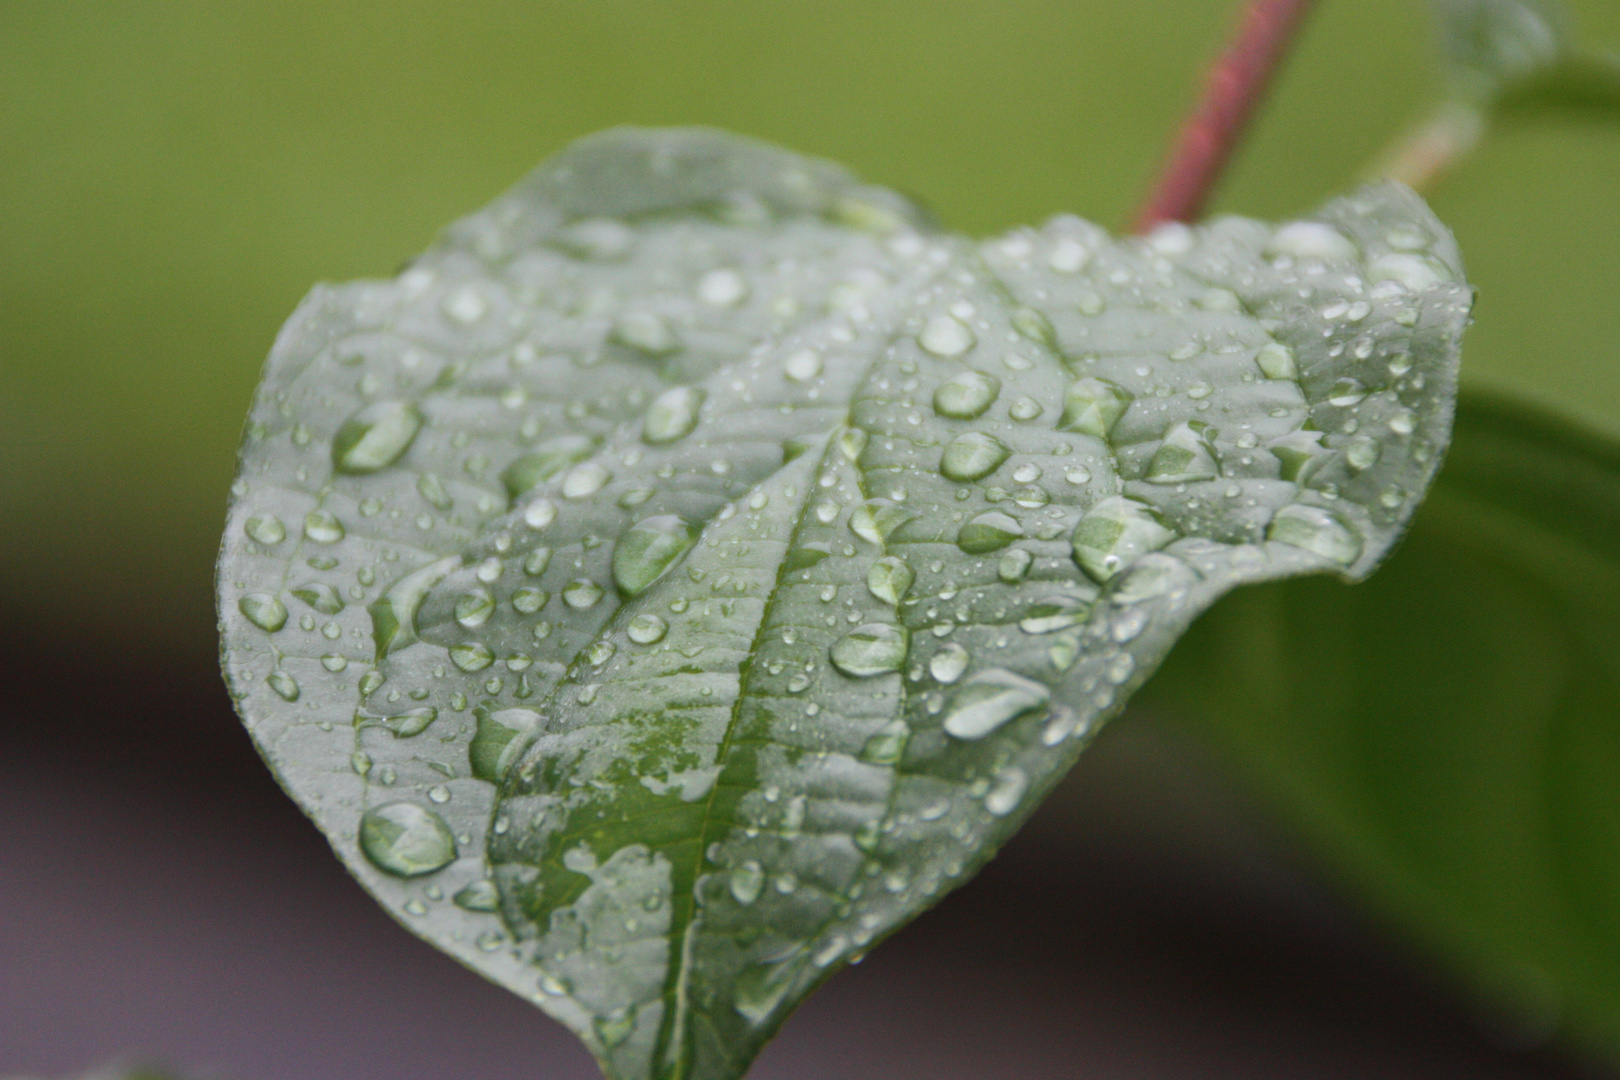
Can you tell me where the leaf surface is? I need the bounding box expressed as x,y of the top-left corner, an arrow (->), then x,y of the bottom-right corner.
1150,394 -> 1620,1062
218,127 -> 1470,1080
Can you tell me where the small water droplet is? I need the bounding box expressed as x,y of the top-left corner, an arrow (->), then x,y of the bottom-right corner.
523,546 -> 553,575
613,515 -> 697,596
1048,237 -> 1091,273
1255,342 -> 1297,380
322,653 -> 349,672
849,499 -> 914,545
984,767 -> 1028,816
450,642 -> 495,672
454,589 -> 495,628
861,719 -> 910,765
291,582 -> 345,615
1268,504 -> 1362,565
303,510 -> 345,543
267,670 -> 299,701
998,548 -> 1033,583
783,348 -> 823,383
359,803 -> 457,877
1019,595 -> 1088,634
698,267 -> 749,307
1145,421 -> 1218,484
613,311 -> 679,354
1267,222 -> 1357,261
730,860 -> 765,905
628,613 -> 668,644
502,435 -> 598,498
933,370 -> 1000,419
562,461 -> 612,499
453,879 -> 500,911
1346,436 -> 1380,471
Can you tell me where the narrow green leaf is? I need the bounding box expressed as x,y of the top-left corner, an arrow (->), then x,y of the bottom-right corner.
1152,394 -> 1620,1062
218,127 -> 1470,1080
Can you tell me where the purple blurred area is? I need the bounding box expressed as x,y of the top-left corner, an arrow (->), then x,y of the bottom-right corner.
0,636 -> 1600,1080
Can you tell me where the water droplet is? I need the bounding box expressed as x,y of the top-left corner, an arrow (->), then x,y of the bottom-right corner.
267,670 -> 299,701
1111,553 -> 1195,604
958,510 -> 1023,554
303,510 -> 345,543
1145,421 -> 1218,484
984,767 -> 1028,816
563,578 -> 605,609
502,435 -> 597,497
849,499 -> 914,545
998,548 -> 1033,583
321,653 -> 349,672
291,582 -> 345,615
1346,436 -> 1380,471
940,432 -> 1010,482
861,719 -> 910,765
1059,378 -> 1131,438
511,586 -> 548,615
1328,378 -> 1366,407
730,860 -> 765,905
453,879 -> 501,911
613,311 -> 678,354
1267,222 -> 1357,261
359,802 -> 457,877
586,639 -> 617,666
1010,306 -> 1057,348
782,348 -> 823,383
698,268 -> 749,307
642,386 -> 706,444
450,642 -> 495,672
332,400 -> 422,474
1019,595 -> 1088,634
1255,342 -> 1297,381
613,515 -> 697,596
239,593 -> 287,633
369,556 -> 459,656
942,669 -> 1051,740
867,556 -> 914,605
244,514 -> 286,545
1369,252 -> 1450,291
562,461 -> 612,499
830,623 -> 909,677
929,642 -> 970,683
1008,396 -> 1044,422
455,589 -> 495,628
1388,409 -> 1416,436
1072,497 -> 1176,582
933,370 -> 1000,419
416,472 -> 453,510
1196,288 -> 1242,313
1268,430 -> 1328,483
918,315 -> 976,357
628,613 -> 668,644
1268,504 -> 1362,565
1048,237 -> 1091,273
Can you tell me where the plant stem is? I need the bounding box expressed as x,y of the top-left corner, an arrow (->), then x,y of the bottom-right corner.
1363,101 -> 1486,192
1131,0 -> 1318,234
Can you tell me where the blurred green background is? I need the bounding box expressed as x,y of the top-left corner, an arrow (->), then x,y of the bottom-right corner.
2,0 -> 1618,1075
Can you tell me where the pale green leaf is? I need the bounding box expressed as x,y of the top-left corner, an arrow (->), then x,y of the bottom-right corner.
218,127 -> 1471,1080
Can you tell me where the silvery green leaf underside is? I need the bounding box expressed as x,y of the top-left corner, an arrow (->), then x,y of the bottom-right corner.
218,127 -> 1471,1080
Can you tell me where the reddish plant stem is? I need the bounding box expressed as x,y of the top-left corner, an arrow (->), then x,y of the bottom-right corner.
1131,0 -> 1318,234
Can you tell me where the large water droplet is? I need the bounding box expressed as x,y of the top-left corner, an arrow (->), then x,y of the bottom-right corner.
1110,552 -> 1196,604
369,556 -> 459,656
512,586 -> 548,614
1255,342 -> 1298,380
1268,504 -> 1362,565
849,499 -> 913,545
267,670 -> 299,701
376,707 -> 438,738
1269,430 -> 1328,483
332,401 -> 422,474
450,642 -> 495,672
239,593 -> 287,633
303,510 -> 345,543
613,311 -> 678,354
940,432 -> 1011,482
562,461 -> 612,499
783,348 -> 823,383
698,268 -> 749,307
957,510 -> 1023,554
1267,222 -> 1357,261
1010,306 -> 1057,348
933,370 -> 1001,419
1072,497 -> 1176,582
291,581 -> 345,615
1058,378 -> 1131,438
563,578 -> 606,609
984,767 -> 1029,816
455,588 -> 496,628
942,670 -> 1050,740
359,803 -> 457,877
861,719 -> 910,765
469,707 -> 542,782
1369,252 -> 1450,291
1145,421 -> 1218,484
867,556 -> 914,605
453,879 -> 501,912
244,514 -> 286,545
501,435 -> 597,497
642,386 -> 706,444
830,623 -> 909,677
613,515 -> 697,596
929,642 -> 970,683
918,315 -> 976,357
730,861 -> 765,905
628,613 -> 669,644
998,548 -> 1033,583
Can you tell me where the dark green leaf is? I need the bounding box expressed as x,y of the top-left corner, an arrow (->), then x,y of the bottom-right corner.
218,128 -> 1470,1080
1151,393 -> 1620,1061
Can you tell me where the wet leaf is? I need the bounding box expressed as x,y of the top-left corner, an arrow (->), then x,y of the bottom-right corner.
1151,394 -> 1620,1064
218,128 -> 1470,1080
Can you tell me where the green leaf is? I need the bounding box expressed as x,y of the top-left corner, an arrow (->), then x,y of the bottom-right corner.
218,127 -> 1470,1080
1151,393 -> 1620,1061
1429,0 -> 1573,102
